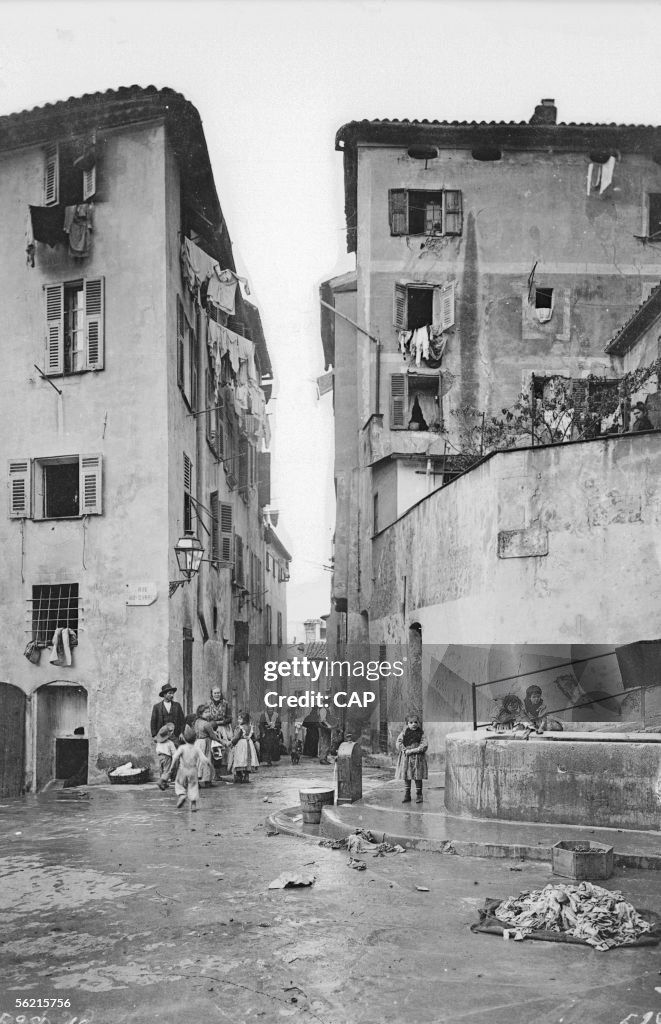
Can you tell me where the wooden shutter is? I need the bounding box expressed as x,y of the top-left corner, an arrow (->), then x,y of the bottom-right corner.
44,284 -> 64,375
188,323 -> 197,409
393,283 -> 408,329
238,437 -> 249,492
84,277 -> 104,370
183,453 -> 192,493
443,190 -> 463,235
44,144 -> 59,206
210,491 -> 219,563
220,502 -> 233,563
82,164 -> 96,201
388,189 -> 409,235
80,454 -> 102,514
433,282 -> 455,332
235,534 -> 244,584
390,374 -> 407,429
177,298 -> 185,388
9,459 -> 31,518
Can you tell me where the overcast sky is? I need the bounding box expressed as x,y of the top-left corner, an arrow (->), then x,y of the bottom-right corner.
2,0 -> 660,637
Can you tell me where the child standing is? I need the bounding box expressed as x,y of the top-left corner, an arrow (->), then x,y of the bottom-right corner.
170,724 -> 212,811
395,714 -> 428,804
228,712 -> 259,783
154,723 -> 177,791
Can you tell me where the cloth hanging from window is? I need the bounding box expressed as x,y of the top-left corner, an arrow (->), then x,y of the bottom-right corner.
48,627 -> 76,667
24,640 -> 41,664
207,268 -> 238,315
181,237 -> 216,298
599,156 -> 616,195
29,205 -> 66,247
535,307 -> 553,323
64,203 -> 94,258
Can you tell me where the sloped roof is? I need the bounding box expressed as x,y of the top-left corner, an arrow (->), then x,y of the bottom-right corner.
605,283 -> 661,355
336,110 -> 661,253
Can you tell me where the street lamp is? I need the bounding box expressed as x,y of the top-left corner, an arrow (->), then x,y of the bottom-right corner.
174,531 -> 204,581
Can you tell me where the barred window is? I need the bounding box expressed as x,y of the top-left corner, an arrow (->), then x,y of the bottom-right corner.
32,583 -> 79,646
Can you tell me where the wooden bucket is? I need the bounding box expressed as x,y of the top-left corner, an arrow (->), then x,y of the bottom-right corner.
299,787 -> 334,824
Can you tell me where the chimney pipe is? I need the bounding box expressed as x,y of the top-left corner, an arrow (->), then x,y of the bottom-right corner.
530,98 -> 557,125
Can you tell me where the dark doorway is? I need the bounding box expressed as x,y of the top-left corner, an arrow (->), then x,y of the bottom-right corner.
56,738 -> 88,782
0,683 -> 26,797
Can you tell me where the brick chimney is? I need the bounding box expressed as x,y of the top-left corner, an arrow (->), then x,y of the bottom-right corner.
529,98 -> 557,125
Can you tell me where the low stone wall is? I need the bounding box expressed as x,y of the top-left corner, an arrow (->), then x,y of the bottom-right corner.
445,730 -> 661,831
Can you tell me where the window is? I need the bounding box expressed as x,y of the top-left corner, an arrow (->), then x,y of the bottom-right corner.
176,297 -> 197,409
277,611 -> 283,648
648,194 -> 661,241
183,453 -> 193,532
45,278 -> 104,375
534,287 -> 554,323
393,282 -> 455,333
44,140 -> 96,207
9,455 -> 102,519
390,373 -> 443,431
265,604 -> 272,646
31,583 -> 79,646
389,189 -> 463,237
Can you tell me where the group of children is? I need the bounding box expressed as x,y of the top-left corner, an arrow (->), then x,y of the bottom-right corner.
154,709 -> 260,810
155,707 -> 432,810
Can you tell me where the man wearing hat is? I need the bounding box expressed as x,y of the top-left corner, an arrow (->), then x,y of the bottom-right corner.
150,683 -> 186,744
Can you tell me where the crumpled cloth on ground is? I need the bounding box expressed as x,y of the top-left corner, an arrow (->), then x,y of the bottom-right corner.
110,762 -> 144,777
322,830 -> 405,857
472,882 -> 661,951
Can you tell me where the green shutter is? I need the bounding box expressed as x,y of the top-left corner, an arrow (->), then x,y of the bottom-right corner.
390,374 -> 407,429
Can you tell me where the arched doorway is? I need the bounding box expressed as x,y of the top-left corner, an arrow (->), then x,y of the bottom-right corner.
0,682 -> 27,797
35,682 -> 88,791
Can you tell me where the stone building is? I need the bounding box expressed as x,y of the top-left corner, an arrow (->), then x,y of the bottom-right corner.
321,98 -> 661,756
0,86 -> 286,795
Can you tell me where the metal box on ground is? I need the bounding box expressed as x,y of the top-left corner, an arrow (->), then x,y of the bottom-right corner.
336,741 -> 362,803
552,840 -> 614,881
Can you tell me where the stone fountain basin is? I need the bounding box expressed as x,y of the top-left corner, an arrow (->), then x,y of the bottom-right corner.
445,730 -> 661,831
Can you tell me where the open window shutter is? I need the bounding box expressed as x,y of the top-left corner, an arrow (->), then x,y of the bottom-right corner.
205,370 -> 216,452
235,534 -> 244,584
177,298 -> 185,387
80,454 -> 102,514
183,453 -> 192,494
433,282 -> 455,332
84,277 -> 104,370
393,283 -> 408,330
388,189 -> 409,235
220,502 -> 233,563
9,459 -> 31,518
82,164 -> 96,201
443,190 -> 463,235
238,437 -> 249,491
210,491 -> 219,562
44,144 -> 59,206
390,374 -> 407,429
45,284 -> 64,375
217,400 -> 224,460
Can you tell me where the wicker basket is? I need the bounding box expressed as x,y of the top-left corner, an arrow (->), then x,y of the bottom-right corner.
108,766 -> 151,785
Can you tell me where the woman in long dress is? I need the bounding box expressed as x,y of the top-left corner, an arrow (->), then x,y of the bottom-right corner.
227,712 -> 259,783
258,709 -> 282,766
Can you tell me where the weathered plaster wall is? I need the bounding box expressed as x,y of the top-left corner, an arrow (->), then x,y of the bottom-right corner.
445,730 -> 661,830
356,146 -> 661,455
370,432 -> 661,648
0,123 -> 172,783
